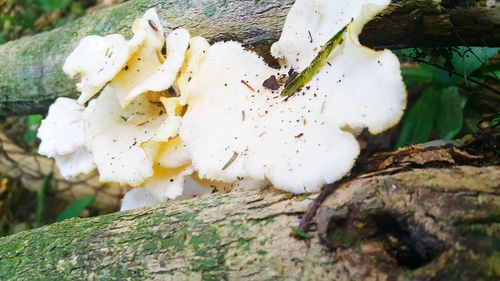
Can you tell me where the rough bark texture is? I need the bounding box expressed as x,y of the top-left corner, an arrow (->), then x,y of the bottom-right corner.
0,0 -> 499,116
0,165 -> 498,280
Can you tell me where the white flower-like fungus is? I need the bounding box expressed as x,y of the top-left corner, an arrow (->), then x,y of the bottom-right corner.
63,28 -> 145,105
179,0 -> 406,193
120,168 -> 214,211
153,135 -> 191,169
63,8 -> 190,109
120,187 -> 160,211
37,97 -> 95,178
109,10 -> 190,108
44,9 -> 198,209
177,36 -> 211,103
60,8 -> 191,187
44,0 -> 408,211
142,166 -> 198,202
83,87 -> 167,186
270,0 -> 390,71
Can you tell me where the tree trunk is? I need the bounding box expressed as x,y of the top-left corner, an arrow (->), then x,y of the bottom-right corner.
0,165 -> 498,280
0,0 -> 498,116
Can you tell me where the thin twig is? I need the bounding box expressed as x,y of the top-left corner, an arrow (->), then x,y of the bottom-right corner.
297,171 -> 359,233
406,55 -> 500,96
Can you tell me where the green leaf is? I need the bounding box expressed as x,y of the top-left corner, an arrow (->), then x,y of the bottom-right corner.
436,87 -> 467,140
477,60 -> 500,80
56,195 -> 95,222
455,47 -> 499,76
22,114 -> 42,144
281,23 -> 349,97
34,173 -> 52,228
37,0 -> 72,12
20,9 -> 37,30
291,228 -> 313,240
70,3 -> 84,15
395,86 -> 440,147
401,64 -> 434,86
489,113 -> 500,128
433,47 -> 499,86
0,15 -> 18,26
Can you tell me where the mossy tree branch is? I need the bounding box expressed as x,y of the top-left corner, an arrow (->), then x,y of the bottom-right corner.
0,166 -> 498,280
0,0 -> 498,116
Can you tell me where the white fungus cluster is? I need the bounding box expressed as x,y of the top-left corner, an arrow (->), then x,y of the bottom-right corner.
37,0 -> 406,211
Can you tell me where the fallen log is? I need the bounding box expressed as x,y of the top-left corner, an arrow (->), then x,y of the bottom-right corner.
0,165 -> 498,280
0,0 -> 499,116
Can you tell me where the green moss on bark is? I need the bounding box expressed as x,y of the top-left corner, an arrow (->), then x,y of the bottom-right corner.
0,167 -> 498,280
1,0 -> 499,116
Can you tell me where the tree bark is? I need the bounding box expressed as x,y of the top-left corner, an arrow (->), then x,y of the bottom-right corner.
0,0 -> 498,116
0,165 -> 498,280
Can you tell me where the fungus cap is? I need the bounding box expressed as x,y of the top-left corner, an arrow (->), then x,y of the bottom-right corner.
120,28 -> 190,105
109,12 -> 190,108
63,31 -> 145,105
270,0 -> 390,70
37,97 -> 95,178
177,36 -> 210,103
54,147 -> 96,179
120,187 -> 160,211
120,168 -> 213,211
179,0 -> 406,193
83,87 -> 167,186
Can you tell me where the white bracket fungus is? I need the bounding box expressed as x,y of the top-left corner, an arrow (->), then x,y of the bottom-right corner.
83,87 -> 168,186
120,169 -> 214,211
37,97 -> 95,178
109,11 -> 190,108
38,0 -> 407,210
179,0 -> 406,193
63,29 -> 145,105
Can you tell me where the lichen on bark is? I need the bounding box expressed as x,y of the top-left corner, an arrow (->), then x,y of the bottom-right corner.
0,166 -> 498,280
0,0 -> 499,116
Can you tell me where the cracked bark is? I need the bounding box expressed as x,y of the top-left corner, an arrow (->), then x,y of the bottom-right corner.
0,165 -> 498,280
0,0 -> 499,116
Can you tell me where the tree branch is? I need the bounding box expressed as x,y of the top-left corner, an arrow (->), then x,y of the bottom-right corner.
0,166 -> 498,280
0,0 -> 498,116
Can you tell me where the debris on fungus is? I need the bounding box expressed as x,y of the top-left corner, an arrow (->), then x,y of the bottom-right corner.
109,14 -> 190,108
38,0 -> 406,210
83,87 -> 167,186
63,23 -> 145,105
179,0 -> 406,193
177,36 -> 211,103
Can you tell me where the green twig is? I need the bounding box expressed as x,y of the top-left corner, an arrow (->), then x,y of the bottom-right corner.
281,23 -> 349,97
